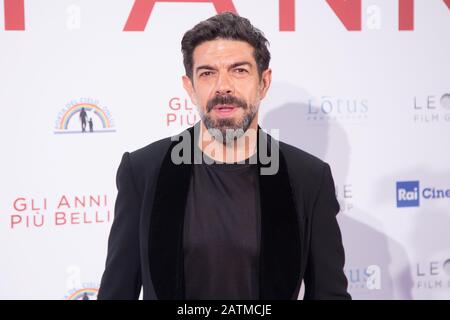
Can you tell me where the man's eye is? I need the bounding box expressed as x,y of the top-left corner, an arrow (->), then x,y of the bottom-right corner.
235,68 -> 248,74
200,71 -> 213,77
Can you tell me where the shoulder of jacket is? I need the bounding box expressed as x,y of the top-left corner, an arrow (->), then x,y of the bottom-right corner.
122,133 -> 179,186
277,140 -> 333,211
278,140 -> 327,176
129,136 -> 173,163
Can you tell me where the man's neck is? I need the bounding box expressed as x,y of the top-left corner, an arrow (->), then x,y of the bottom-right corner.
198,118 -> 258,163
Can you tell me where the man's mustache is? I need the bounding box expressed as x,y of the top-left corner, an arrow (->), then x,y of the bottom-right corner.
206,95 -> 248,113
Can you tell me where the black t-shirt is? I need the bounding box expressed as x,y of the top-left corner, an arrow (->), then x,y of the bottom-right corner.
183,143 -> 260,299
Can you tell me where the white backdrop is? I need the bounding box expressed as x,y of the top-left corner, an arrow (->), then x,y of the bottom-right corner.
0,0 -> 449,300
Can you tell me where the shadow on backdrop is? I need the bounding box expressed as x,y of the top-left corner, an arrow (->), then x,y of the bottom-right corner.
260,82 -> 413,299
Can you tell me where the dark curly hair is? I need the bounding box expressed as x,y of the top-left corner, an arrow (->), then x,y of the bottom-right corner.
181,12 -> 271,80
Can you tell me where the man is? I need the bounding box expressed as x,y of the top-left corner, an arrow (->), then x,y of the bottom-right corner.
79,107 -> 88,132
98,12 -> 350,300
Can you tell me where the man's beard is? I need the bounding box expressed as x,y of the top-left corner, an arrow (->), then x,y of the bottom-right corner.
199,94 -> 258,145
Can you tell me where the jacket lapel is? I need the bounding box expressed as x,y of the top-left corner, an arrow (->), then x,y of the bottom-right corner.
257,128 -> 302,299
147,126 -> 194,300
148,122 -> 301,300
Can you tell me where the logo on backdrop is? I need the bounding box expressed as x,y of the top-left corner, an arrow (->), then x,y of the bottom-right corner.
166,96 -> 199,128
65,286 -> 99,300
306,97 -> 369,123
345,265 -> 382,291
64,266 -> 99,300
414,258 -> 450,290
8,194 -> 112,229
54,98 -> 116,134
412,93 -> 450,124
336,183 -> 354,212
396,180 -> 450,208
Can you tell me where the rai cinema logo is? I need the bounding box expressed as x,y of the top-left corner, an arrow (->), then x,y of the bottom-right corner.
54,98 -> 116,134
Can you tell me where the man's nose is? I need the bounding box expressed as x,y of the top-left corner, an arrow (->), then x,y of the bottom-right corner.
215,73 -> 234,96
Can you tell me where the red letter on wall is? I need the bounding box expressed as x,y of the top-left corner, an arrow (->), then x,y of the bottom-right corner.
399,0 -> 414,30
399,0 -> 450,31
124,0 -> 237,31
4,0 -> 25,30
326,0 -> 361,31
279,0 -> 361,32
279,0 -> 295,31
445,0 -> 450,9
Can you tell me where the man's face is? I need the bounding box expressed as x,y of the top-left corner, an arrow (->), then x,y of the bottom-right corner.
183,39 -> 271,143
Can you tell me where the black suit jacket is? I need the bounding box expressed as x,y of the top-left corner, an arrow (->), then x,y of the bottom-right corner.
98,122 -> 350,300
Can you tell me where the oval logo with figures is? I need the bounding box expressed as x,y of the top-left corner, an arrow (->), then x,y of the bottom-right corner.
54,98 -> 116,134
65,286 -> 99,300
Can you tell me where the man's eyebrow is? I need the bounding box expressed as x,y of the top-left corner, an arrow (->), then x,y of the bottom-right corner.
195,65 -> 217,74
195,61 -> 253,74
229,61 -> 252,69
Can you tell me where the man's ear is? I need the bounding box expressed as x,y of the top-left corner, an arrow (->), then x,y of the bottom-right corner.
182,75 -> 198,106
259,68 -> 272,100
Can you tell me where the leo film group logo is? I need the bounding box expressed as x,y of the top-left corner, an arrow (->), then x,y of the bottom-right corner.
413,93 -> 450,124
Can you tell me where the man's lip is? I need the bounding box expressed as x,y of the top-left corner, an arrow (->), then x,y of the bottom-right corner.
213,104 -> 237,110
